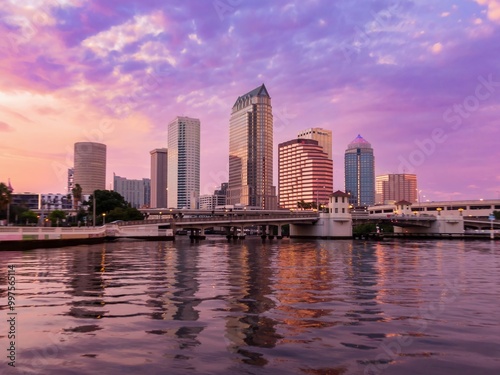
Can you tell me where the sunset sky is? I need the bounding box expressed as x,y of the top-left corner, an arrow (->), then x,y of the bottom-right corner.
1,0 -> 499,201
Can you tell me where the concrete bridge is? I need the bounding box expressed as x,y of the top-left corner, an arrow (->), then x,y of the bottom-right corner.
114,211 -> 319,239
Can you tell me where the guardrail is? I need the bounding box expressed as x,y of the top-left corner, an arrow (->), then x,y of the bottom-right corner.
121,213 -> 320,227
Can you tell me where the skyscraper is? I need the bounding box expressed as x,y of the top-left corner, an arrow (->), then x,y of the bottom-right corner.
376,174 -> 418,204
113,174 -> 151,208
73,142 -> 106,196
167,116 -> 200,209
297,128 -> 333,159
150,148 -> 168,208
278,138 -> 333,210
227,84 -> 277,209
344,134 -> 375,206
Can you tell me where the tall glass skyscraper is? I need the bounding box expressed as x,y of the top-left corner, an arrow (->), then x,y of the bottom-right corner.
344,134 -> 375,206
227,84 -> 277,209
167,117 -> 200,209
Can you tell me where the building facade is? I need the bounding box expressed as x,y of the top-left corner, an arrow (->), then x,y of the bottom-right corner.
150,148 -> 168,208
199,183 -> 228,210
113,174 -> 151,208
375,174 -> 418,205
344,134 -> 375,207
297,128 -> 333,159
11,193 -> 40,210
167,117 -> 200,209
67,168 -> 74,194
40,193 -> 73,210
73,142 -> 107,196
227,84 -> 277,209
278,139 -> 333,210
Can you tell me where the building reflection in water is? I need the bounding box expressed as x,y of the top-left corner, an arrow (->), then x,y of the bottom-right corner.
224,242 -> 280,366
144,242 -> 204,350
274,241 -> 337,336
65,244 -> 108,329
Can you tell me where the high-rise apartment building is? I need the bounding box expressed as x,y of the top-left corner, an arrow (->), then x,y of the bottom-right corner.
73,142 -> 106,196
344,134 -> 375,206
150,148 -> 168,208
227,84 -> 277,209
167,116 -> 200,209
67,168 -> 74,194
113,174 -> 151,208
278,139 -> 333,210
297,128 -> 333,159
376,174 -> 418,205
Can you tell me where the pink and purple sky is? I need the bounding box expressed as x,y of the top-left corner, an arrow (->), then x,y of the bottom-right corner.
1,0 -> 499,201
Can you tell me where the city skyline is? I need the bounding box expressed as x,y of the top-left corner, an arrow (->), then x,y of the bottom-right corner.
1,1 -> 499,201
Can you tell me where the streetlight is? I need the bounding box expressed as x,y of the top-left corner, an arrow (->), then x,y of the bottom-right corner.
458,208 -> 463,216
102,213 -> 106,225
437,207 -> 442,216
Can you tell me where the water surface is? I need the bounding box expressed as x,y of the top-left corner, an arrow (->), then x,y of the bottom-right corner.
0,238 -> 499,374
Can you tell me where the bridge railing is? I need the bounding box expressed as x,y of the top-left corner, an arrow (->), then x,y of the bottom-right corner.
120,212 -> 319,226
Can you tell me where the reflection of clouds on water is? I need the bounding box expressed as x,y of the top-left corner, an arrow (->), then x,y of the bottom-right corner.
1,239 -> 499,374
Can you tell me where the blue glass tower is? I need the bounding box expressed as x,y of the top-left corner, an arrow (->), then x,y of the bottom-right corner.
344,134 -> 375,206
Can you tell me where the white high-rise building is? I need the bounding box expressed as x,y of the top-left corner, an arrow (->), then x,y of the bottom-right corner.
167,116 -> 200,209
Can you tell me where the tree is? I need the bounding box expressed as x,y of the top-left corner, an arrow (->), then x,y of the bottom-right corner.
494,211 -> 500,220
71,184 -> 82,209
49,210 -> 66,226
105,207 -> 144,222
88,190 -> 144,222
20,210 -> 38,225
0,182 -> 13,221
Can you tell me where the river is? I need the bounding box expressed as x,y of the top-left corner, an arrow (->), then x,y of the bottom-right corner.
1,237 -> 499,374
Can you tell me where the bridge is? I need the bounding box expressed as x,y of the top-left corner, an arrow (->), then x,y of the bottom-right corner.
114,210 -> 319,239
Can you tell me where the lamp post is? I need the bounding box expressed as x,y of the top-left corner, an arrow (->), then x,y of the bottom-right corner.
102,213 -> 106,225
437,207 -> 442,216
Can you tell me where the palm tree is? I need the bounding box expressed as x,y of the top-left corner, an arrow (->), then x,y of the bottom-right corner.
0,182 -> 13,222
71,184 -> 82,209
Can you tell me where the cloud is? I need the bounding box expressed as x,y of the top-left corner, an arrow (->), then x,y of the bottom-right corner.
0,121 -> 13,132
475,0 -> 500,22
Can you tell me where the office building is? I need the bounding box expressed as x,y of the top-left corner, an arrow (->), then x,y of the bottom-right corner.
344,134 -> 375,206
278,139 -> 333,210
376,174 -> 418,205
150,148 -> 168,208
199,183 -> 228,210
73,142 -> 106,196
227,84 -> 277,209
11,193 -> 40,210
113,174 -> 151,208
167,116 -> 200,209
297,128 -> 333,159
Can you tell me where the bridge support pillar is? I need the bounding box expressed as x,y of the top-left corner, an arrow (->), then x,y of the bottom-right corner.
277,225 -> 283,239
261,225 -> 267,240
268,225 -> 275,240
238,226 -> 246,239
